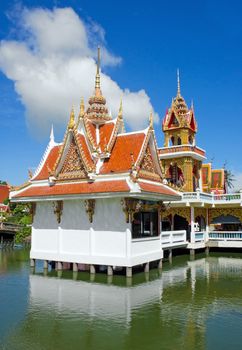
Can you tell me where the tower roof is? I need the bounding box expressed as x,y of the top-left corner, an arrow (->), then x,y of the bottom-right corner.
86,47 -> 111,124
163,71 -> 197,132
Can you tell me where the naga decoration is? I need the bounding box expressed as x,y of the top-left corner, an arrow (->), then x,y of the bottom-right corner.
121,198 -> 143,223
53,201 -> 63,224
84,199 -> 95,223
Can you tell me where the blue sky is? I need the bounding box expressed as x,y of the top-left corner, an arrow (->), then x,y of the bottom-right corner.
0,0 -> 242,187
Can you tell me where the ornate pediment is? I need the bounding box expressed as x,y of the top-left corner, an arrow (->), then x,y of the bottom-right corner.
58,137 -> 88,180
139,145 -> 160,180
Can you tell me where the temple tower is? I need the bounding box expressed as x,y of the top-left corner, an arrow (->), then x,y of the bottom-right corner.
159,71 -> 206,192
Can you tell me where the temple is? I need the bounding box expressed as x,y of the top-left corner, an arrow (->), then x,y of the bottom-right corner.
10,51 -> 242,275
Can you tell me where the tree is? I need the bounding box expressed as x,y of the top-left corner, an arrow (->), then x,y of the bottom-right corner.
224,169 -> 235,193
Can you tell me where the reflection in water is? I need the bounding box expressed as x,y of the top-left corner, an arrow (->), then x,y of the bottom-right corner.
2,253 -> 242,350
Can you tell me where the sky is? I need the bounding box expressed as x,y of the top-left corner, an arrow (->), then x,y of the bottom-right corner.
0,0 -> 242,188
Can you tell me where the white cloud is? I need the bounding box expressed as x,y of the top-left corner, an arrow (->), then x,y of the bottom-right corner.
0,7 -> 159,137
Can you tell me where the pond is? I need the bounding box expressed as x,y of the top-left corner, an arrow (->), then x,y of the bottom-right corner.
1,248 -> 242,350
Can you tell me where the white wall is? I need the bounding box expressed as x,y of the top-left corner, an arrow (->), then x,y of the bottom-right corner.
31,198 -> 163,267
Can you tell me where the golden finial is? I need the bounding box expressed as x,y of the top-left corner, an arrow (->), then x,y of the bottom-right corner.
95,47 -> 101,93
68,106 -> 75,129
79,97 -> 85,119
149,111 -> 154,129
177,68 -> 181,97
118,97 -> 123,118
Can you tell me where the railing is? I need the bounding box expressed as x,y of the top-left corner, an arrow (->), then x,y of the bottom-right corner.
159,145 -> 205,157
209,231 -> 242,241
161,230 -> 187,248
195,232 -> 205,242
181,191 -> 242,204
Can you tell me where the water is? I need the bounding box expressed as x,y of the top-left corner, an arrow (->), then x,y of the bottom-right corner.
1,249 -> 242,350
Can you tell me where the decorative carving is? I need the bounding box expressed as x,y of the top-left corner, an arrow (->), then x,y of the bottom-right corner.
195,208 -> 207,220
121,198 -> 143,223
209,208 -> 242,224
53,201 -> 63,224
140,146 -> 159,175
85,199 -> 95,223
59,138 -> 87,179
166,207 -> 191,223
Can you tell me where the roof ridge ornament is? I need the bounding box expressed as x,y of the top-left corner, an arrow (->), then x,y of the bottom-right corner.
149,111 -> 153,129
79,97 -> 85,119
68,106 -> 75,129
118,97 -> 123,119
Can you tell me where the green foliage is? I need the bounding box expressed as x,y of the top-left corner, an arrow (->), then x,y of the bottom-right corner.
7,203 -> 31,243
0,180 -> 7,185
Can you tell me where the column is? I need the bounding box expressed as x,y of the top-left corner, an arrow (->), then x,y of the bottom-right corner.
205,208 -> 209,243
43,260 -> 48,269
144,262 -> 149,273
30,259 -> 35,268
73,263 -> 78,272
158,259 -> 163,269
190,206 -> 195,244
126,267 -> 132,278
107,266 -> 113,276
90,265 -> 96,274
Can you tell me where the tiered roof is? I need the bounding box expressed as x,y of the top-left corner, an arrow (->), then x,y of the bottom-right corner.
11,51 -> 180,203
162,70 -> 197,133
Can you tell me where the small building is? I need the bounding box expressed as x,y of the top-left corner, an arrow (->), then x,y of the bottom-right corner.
10,51 -> 180,275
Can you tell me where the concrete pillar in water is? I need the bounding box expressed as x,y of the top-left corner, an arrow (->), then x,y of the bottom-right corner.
73,263 -> 78,272
190,249 -> 195,257
169,249 -> 172,262
90,265 -> 96,274
57,261 -> 63,271
43,260 -> 48,269
158,259 -> 163,269
126,267 -> 132,278
107,266 -> 113,276
30,259 -> 35,268
144,262 -> 149,273
205,246 -> 209,256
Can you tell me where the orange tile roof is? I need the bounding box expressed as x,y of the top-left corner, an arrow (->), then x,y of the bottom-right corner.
139,181 -> 179,197
0,185 -> 10,203
85,120 -> 97,148
99,122 -> 115,151
33,145 -> 61,181
13,180 -> 130,199
76,133 -> 94,168
100,133 -> 146,174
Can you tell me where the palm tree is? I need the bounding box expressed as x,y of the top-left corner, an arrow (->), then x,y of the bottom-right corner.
224,169 -> 235,193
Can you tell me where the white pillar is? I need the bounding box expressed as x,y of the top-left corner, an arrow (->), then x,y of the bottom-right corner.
190,207 -> 195,243
126,267 -> 132,278
57,261 -> 63,271
107,266 -> 113,276
158,259 -> 163,269
144,262 -> 149,273
205,208 -> 209,243
30,259 -> 35,268
73,263 -> 78,272
43,260 -> 48,269
90,265 -> 96,274
171,214 -> 174,231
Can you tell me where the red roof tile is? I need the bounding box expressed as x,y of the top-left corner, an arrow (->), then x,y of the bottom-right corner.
100,133 -> 145,174
139,181 -> 179,197
0,185 -> 9,203
13,180 -> 130,199
76,133 -> 94,168
99,122 -> 115,151
33,145 -> 61,181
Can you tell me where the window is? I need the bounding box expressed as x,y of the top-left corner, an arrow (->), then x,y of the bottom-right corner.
132,212 -> 159,238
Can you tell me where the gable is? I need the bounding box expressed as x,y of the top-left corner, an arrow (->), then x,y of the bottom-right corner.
140,145 -> 159,174
168,112 -> 180,129
57,136 -> 88,180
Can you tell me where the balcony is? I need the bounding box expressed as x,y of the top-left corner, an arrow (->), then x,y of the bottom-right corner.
181,191 -> 242,205
158,145 -> 206,160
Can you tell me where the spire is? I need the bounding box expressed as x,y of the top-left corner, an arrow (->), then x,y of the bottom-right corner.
191,99 -> 194,110
118,97 -> 123,118
177,68 -> 181,97
50,124 -> 54,143
95,47 -> 101,95
149,111 -> 154,129
68,106 -> 75,129
79,97 -> 85,119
